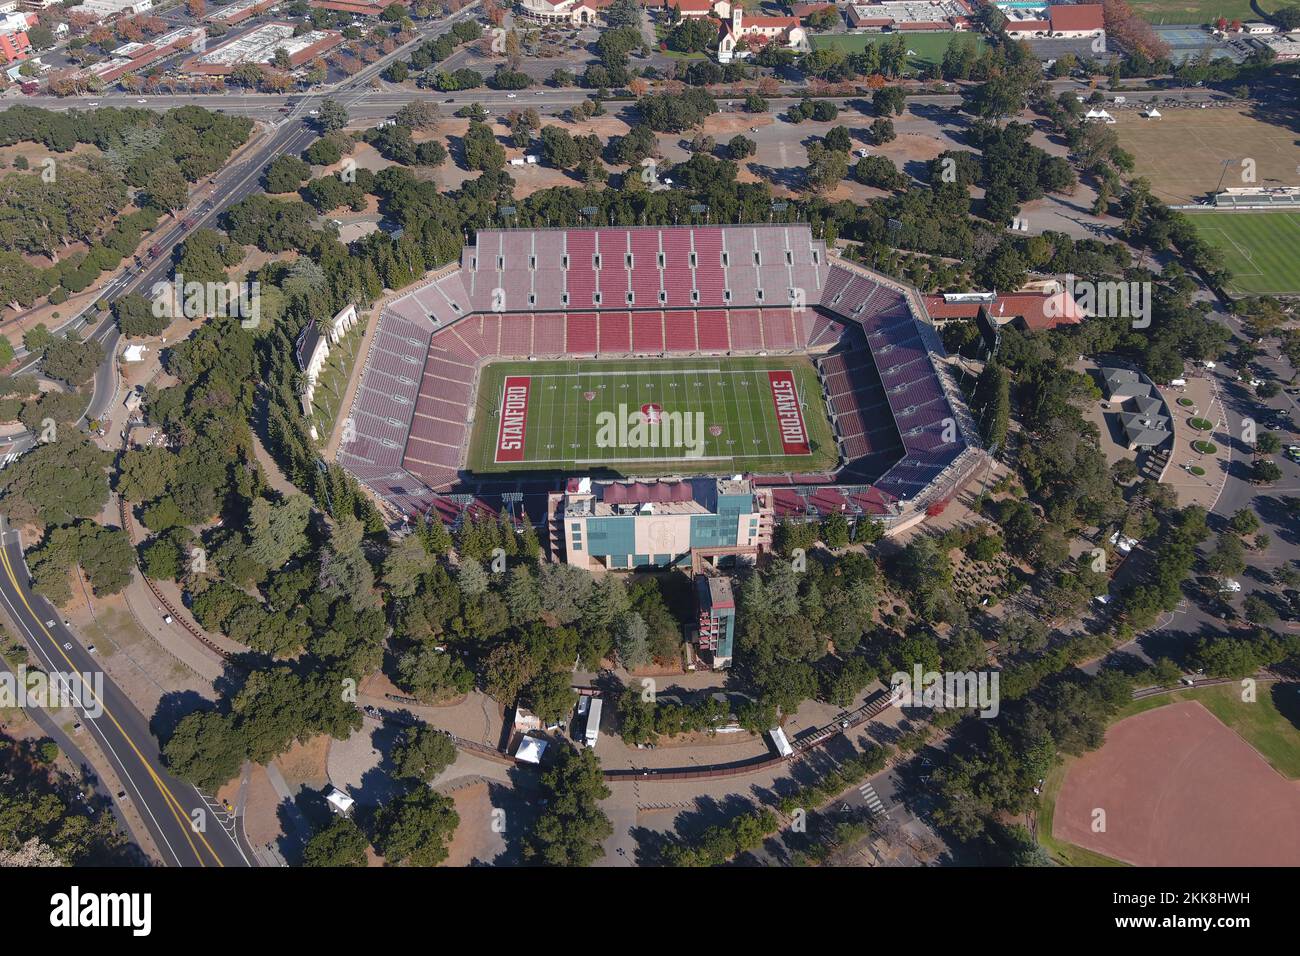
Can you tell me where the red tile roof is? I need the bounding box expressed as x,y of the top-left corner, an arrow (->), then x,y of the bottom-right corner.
921,296 -> 983,319
1048,3 -> 1104,31
992,291 -> 1085,330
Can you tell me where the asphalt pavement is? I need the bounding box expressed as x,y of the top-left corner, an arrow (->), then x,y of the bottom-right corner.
0,515 -> 252,866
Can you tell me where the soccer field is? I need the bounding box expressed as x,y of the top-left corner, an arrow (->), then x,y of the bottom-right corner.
1187,212 -> 1300,296
467,356 -> 840,476
809,31 -> 986,67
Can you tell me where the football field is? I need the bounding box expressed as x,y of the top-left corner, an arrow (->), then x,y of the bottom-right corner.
1188,212 -> 1300,296
468,356 -> 840,476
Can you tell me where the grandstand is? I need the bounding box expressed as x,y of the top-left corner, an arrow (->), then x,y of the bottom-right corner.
336,223 -> 983,535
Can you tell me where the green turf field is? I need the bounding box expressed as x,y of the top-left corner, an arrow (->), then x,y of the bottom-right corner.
809,30 -> 987,68
1187,212 -> 1300,296
1128,0 -> 1272,24
468,356 -> 840,476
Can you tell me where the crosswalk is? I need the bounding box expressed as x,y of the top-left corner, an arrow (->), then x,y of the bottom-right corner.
859,782 -> 886,816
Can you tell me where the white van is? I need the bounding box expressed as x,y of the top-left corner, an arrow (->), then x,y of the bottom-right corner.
1219,579 -> 1242,593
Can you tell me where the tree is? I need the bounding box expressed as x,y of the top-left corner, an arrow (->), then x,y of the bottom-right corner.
264,154 -> 311,193
383,533 -> 434,598
394,100 -> 441,130
873,86 -> 906,116
615,611 -> 650,669
524,746 -> 612,866
372,787 -> 459,866
527,669 -> 577,724
302,816 -> 369,867
1253,459 -> 1282,484
604,0 -> 640,27
854,155 -> 906,190
727,135 -> 757,161
161,710 -> 243,791
391,726 -> 457,782
462,120 -> 504,170
246,494 -> 312,569
42,337 -> 104,387
0,437 -> 112,528
1229,508 -> 1260,536
315,99 -> 349,133
113,292 -> 168,337
805,142 -> 849,193
869,117 -> 896,145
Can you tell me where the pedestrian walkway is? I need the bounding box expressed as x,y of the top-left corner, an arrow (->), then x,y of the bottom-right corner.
859,782 -> 886,816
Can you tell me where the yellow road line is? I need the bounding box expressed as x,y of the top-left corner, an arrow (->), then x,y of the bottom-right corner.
0,541 -> 224,867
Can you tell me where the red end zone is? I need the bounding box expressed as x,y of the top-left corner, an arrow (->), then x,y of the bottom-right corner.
496,376 -> 531,462
767,370 -> 810,455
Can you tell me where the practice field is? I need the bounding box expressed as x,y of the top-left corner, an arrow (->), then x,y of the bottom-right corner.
1129,0 -> 1260,22
467,356 -> 840,476
1187,211 -> 1300,296
1051,699 -> 1300,866
809,31 -> 986,68
1111,108 -> 1300,206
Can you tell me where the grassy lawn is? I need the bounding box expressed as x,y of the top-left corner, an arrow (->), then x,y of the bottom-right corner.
1130,0 -> 1276,23
468,354 -> 838,476
809,31 -> 987,68
1114,682 -> 1300,779
1187,212 -> 1300,297
1036,763 -> 1129,867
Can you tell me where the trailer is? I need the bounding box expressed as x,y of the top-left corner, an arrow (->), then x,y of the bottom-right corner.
583,696 -> 602,748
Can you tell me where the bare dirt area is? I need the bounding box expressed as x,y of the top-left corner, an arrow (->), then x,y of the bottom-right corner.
440,779 -> 508,866
66,592 -> 215,715
1053,701 -> 1300,866
239,765 -> 285,847
1112,106 -> 1300,205
276,735 -> 331,792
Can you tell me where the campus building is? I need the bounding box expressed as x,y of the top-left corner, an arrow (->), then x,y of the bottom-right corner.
76,0 -> 154,19
517,0 -> 611,25
718,7 -> 807,63
1001,3 -> 1105,40
845,0 -> 973,31
183,21 -> 343,73
63,26 -> 205,84
694,574 -> 736,669
205,0 -> 279,26
0,28 -> 30,63
547,477 -> 774,571
656,0 -> 730,16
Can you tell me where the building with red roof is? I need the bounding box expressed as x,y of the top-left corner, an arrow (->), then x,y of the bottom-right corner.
0,29 -> 30,63
718,7 -> 807,62
1003,3 -> 1105,39
922,286 -> 1086,335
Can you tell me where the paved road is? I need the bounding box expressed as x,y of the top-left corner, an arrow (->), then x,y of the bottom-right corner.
5,80 -> 1229,126
0,515 -> 253,866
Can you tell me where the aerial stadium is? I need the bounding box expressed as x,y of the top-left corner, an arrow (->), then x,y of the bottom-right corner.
334,223 -> 985,565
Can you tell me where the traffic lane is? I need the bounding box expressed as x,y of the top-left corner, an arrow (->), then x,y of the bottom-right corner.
0,523 -> 250,867
0,651 -> 136,843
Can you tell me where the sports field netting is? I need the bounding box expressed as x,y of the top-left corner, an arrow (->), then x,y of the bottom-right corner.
468,356 -> 840,476
1187,211 -> 1300,296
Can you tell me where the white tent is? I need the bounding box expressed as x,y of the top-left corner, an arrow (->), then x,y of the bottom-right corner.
515,736 -> 548,764
1143,108 -> 1161,118
769,726 -> 794,758
325,787 -> 355,815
